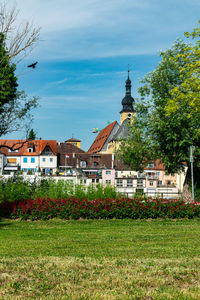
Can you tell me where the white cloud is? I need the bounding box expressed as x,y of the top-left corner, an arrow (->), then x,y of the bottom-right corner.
8,0 -> 200,60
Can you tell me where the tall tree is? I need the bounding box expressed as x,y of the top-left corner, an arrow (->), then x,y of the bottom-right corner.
0,33 -> 18,110
0,2 -> 40,62
28,129 -> 36,140
0,3 -> 40,143
118,35 -> 200,174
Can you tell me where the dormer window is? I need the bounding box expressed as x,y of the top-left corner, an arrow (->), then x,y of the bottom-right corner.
8,149 -> 18,153
146,162 -> 155,168
27,143 -> 35,153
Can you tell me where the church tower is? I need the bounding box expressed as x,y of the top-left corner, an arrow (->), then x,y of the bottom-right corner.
120,70 -> 135,125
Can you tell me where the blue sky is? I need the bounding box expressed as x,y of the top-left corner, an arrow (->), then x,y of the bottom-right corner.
5,0 -> 200,150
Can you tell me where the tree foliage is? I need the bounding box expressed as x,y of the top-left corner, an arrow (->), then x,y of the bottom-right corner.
0,33 -> 18,110
28,129 -> 36,140
118,29 -> 200,174
0,3 -> 40,140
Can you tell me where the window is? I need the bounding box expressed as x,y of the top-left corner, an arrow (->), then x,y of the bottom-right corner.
106,180 -> 111,185
28,148 -> 33,153
42,158 -> 46,162
147,162 -> 155,168
117,179 -> 123,187
31,157 -> 35,163
8,149 -> 18,153
23,158 -> 27,163
127,179 -> 133,187
150,181 -> 154,186
94,161 -> 98,166
138,172 -> 144,178
7,158 -> 16,164
80,161 -> 86,168
92,179 -> 95,183
156,172 -> 160,176
50,158 -> 53,162
106,170 -> 111,175
157,180 -> 162,186
137,179 -> 143,187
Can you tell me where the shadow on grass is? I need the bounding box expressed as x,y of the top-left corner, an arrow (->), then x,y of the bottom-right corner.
0,219 -> 13,227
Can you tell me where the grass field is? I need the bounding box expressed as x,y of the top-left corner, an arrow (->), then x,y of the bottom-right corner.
0,218 -> 200,299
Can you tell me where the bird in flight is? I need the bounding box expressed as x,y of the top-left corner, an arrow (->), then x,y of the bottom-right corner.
27,62 -> 38,69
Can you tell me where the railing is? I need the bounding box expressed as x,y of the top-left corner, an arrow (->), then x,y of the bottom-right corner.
147,175 -> 159,180
120,191 -> 181,199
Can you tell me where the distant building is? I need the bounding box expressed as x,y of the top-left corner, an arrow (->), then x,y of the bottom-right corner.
65,137 -> 81,149
88,70 -> 135,154
0,140 -> 57,175
0,153 -> 4,175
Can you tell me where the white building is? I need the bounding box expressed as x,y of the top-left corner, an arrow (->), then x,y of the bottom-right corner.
0,140 -> 57,175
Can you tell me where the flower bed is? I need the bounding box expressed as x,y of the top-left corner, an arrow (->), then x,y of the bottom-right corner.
1,197 -> 200,220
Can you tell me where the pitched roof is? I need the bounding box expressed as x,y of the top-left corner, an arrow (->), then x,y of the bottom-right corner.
57,142 -> 85,154
0,139 -> 57,156
40,140 -> 57,155
112,118 -> 130,141
88,121 -> 118,153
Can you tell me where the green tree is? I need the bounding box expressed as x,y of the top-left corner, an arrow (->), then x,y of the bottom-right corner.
28,129 -> 36,140
0,33 -> 38,139
0,3 -> 40,142
118,37 -> 200,174
165,24 -> 200,137
0,33 -> 18,110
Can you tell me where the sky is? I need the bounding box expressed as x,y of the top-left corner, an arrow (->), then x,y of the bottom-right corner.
3,0 -> 200,150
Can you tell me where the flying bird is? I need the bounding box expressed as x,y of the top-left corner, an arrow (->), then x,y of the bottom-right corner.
27,62 -> 38,69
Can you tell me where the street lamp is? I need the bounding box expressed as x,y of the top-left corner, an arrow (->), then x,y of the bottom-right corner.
190,144 -> 194,201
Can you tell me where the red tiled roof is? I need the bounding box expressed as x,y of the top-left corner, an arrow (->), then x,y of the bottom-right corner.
144,159 -> 165,171
40,140 -> 57,155
88,121 -> 118,153
0,139 -> 57,156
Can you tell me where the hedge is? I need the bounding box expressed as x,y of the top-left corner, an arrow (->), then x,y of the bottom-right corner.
1,197 -> 200,220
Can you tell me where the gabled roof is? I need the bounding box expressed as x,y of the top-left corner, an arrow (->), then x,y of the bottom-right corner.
0,139 -> 57,156
40,140 -> 57,155
88,121 -> 118,153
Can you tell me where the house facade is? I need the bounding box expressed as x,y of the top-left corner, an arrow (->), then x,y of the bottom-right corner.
0,140 -> 57,175
0,154 -> 4,175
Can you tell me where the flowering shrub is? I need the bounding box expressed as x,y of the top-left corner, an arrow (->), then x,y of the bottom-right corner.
1,197 -> 200,220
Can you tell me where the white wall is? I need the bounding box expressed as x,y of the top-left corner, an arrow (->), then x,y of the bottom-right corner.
39,156 -> 57,169
21,156 -> 39,171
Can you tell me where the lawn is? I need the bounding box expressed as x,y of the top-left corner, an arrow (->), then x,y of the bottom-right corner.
0,218 -> 200,299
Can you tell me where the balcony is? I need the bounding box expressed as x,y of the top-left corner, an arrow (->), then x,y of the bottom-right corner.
147,175 -> 159,180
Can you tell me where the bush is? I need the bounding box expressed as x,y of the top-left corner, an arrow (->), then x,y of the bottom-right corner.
0,177 -> 119,203
0,176 -> 33,203
1,197 -> 200,220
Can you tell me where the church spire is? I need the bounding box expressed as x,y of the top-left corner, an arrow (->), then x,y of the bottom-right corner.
125,69 -> 131,96
120,70 -> 135,125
